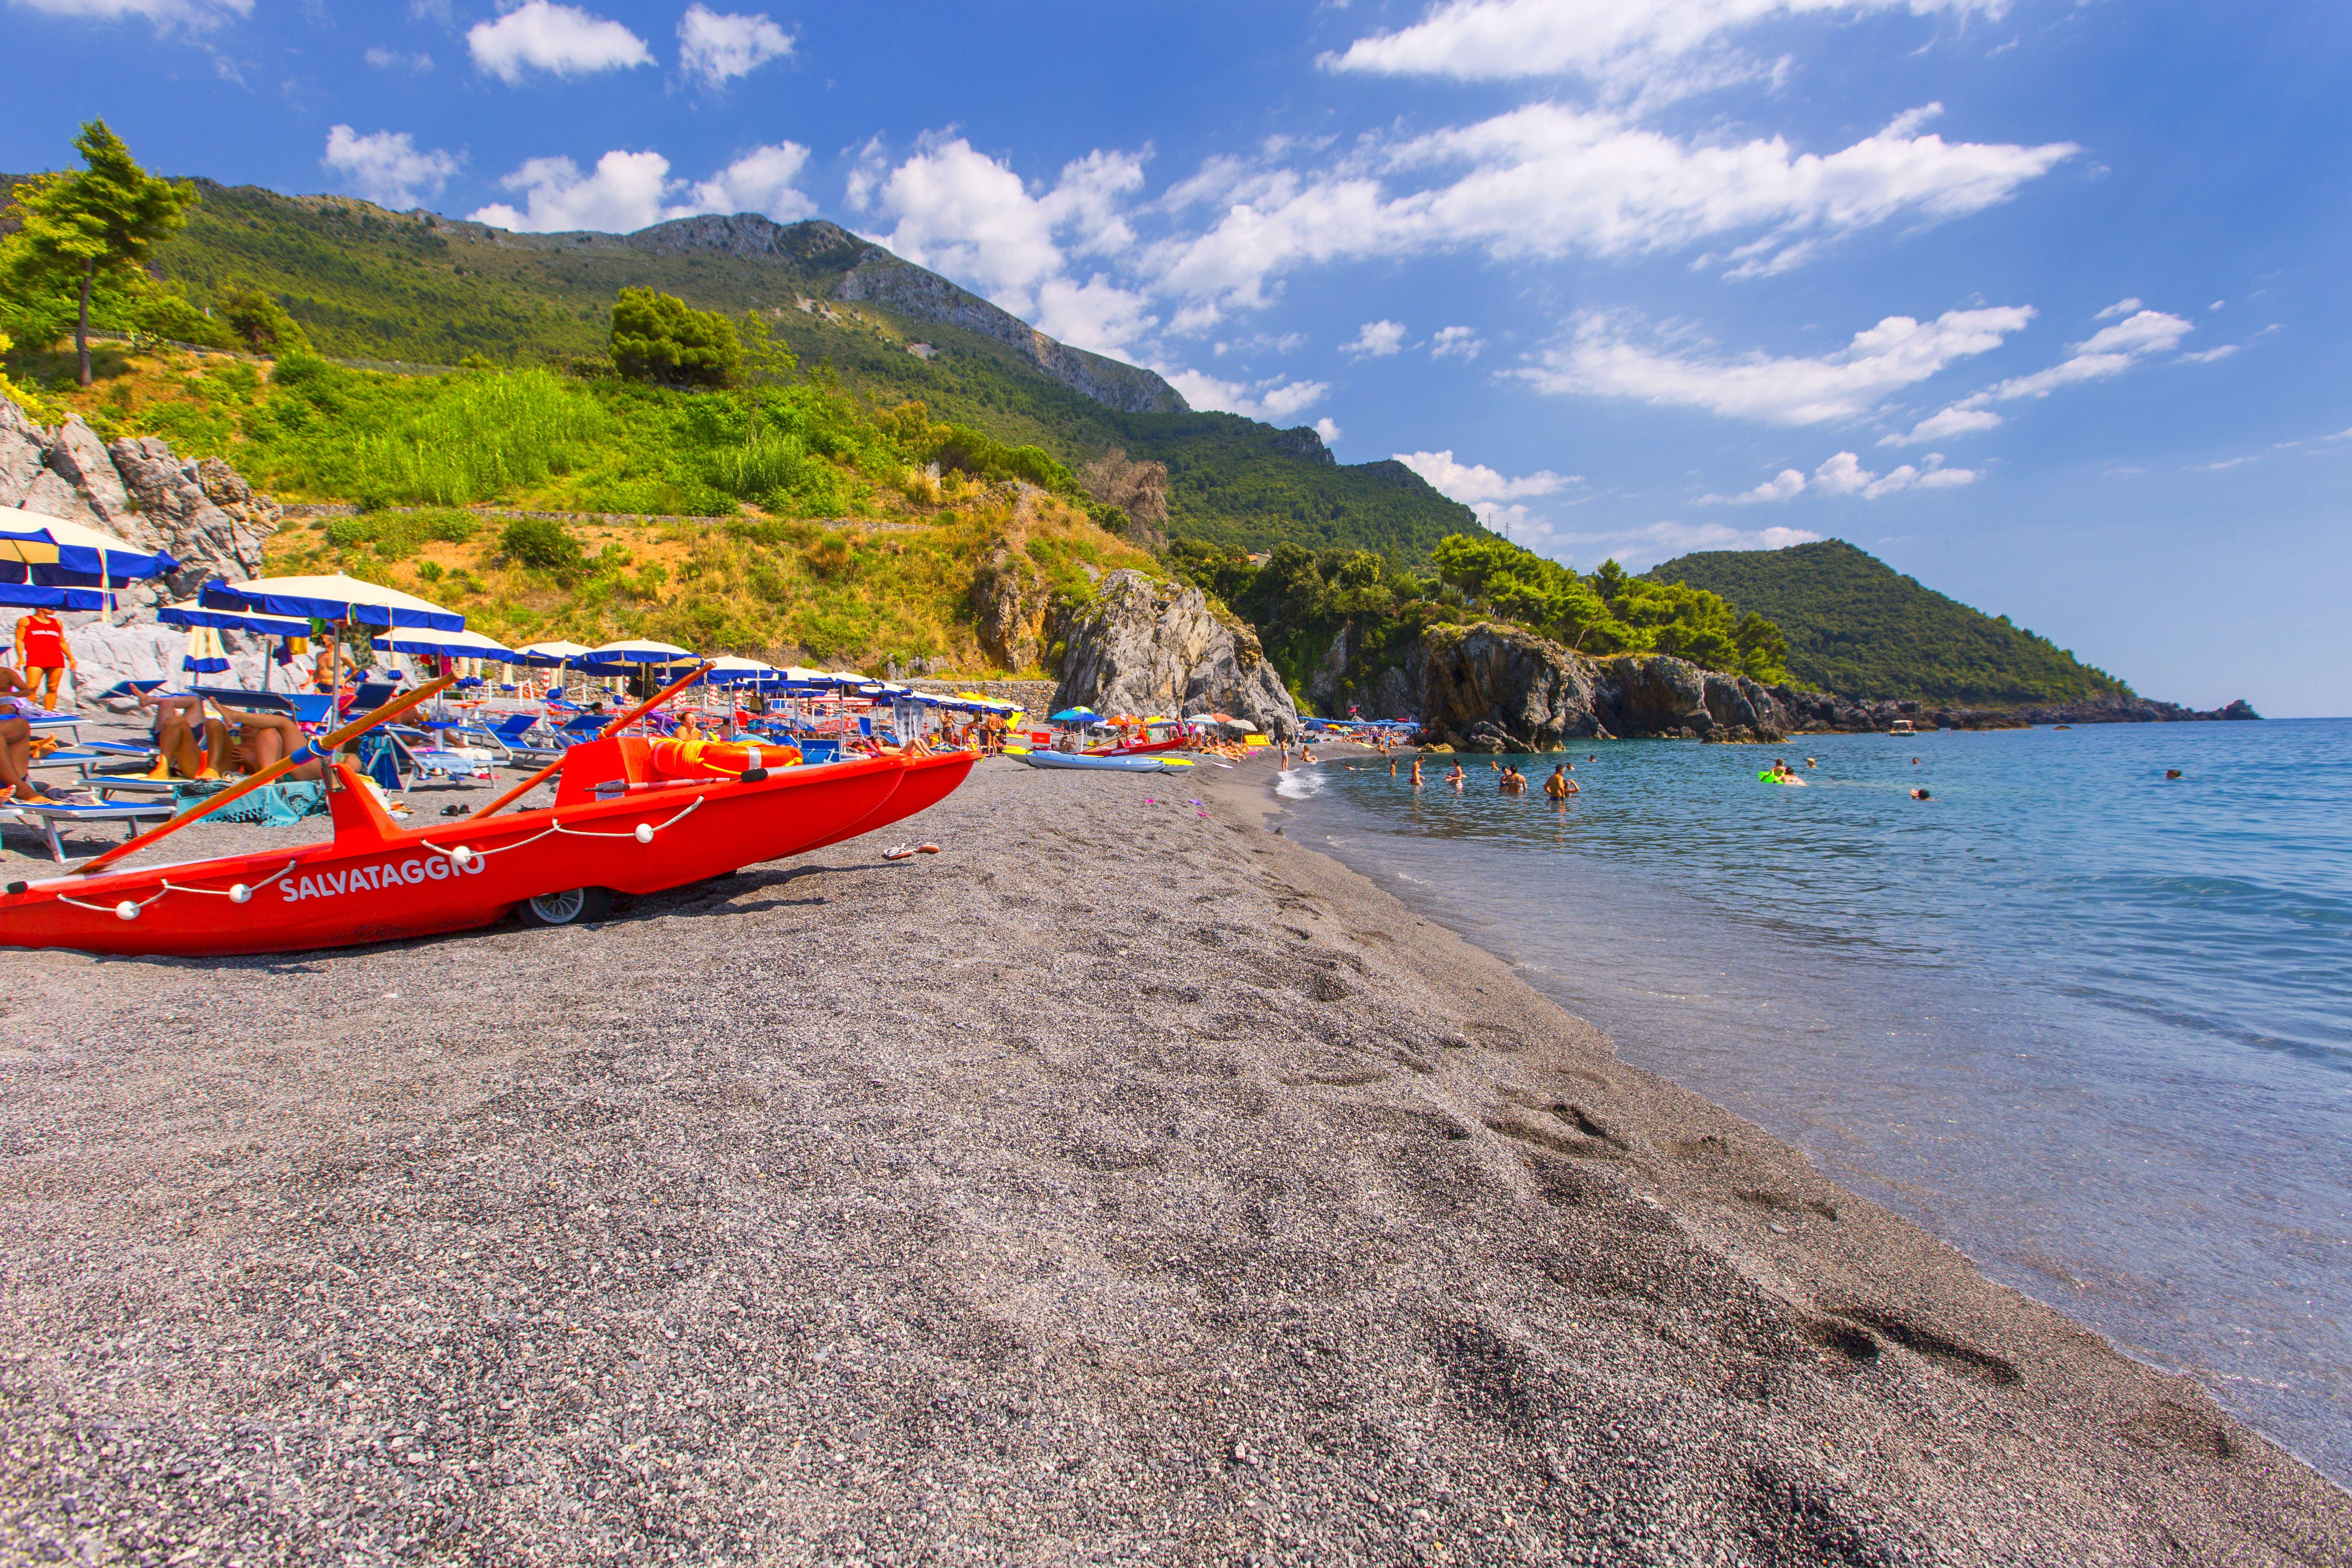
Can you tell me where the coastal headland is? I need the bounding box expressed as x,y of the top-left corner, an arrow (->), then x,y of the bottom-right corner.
3,753 -> 2345,1563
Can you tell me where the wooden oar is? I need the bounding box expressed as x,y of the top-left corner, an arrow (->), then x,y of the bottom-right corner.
75,675 -> 458,877
465,661 -> 711,822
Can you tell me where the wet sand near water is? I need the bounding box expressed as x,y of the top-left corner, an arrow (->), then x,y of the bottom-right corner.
2,753 -> 2347,1564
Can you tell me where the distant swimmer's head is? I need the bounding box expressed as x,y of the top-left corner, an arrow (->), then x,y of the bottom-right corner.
1911,787 -> 1931,800
2165,768 -> 2183,780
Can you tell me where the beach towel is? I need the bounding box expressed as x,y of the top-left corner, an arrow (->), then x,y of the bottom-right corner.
174,780 -> 328,826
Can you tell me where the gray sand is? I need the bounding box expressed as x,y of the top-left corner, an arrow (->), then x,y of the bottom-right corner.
2,751 -> 2347,1564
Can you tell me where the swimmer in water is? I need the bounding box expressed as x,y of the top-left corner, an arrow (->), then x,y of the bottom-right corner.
1500,766 -> 1527,794
1410,755 -> 1423,787
1446,763 -> 1465,789
2165,768 -> 2183,780
1910,787 -> 1931,800
1805,757 -> 1817,768
1390,757 -> 1398,777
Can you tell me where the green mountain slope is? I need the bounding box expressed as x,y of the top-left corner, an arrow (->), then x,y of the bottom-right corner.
3,176 -> 1482,560
1647,540 -> 2131,706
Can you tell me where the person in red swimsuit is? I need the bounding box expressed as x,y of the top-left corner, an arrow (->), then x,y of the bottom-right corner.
11,608 -> 75,710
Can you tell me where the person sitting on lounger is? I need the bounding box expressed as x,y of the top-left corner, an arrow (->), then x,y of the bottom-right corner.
0,703 -> 84,805
150,701 -> 324,783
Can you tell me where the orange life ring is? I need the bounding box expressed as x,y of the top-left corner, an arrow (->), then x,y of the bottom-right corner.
649,738 -> 802,779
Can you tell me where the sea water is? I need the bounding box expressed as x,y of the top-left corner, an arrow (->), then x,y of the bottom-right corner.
1275,719 -> 2352,1482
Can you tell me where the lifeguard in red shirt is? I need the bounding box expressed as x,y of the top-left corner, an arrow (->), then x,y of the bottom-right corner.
11,608 -> 75,710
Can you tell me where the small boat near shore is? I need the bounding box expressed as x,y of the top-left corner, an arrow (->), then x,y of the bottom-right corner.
0,671 -> 977,958
1013,749 -> 1179,774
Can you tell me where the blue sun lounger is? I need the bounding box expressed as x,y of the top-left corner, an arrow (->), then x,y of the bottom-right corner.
2,797 -> 176,862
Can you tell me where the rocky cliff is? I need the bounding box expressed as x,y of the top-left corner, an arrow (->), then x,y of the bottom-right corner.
1054,570 -> 1301,739
1343,620 -> 2257,749
0,395 -> 283,697
831,245 -> 1190,415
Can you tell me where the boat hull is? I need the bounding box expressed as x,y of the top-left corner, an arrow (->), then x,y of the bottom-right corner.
1016,750 -> 1169,773
0,750 -> 975,958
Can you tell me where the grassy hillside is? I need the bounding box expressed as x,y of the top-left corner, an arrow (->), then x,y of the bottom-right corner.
1648,540 -> 2131,706
1,176 -> 1484,563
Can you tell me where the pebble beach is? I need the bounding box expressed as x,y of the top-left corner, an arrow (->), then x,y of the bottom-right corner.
3,751 -> 2348,1564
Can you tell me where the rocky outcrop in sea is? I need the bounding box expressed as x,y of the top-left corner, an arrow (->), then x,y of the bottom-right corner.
0,395 -> 283,696
1053,570 -> 1301,738
1329,619 -> 2256,748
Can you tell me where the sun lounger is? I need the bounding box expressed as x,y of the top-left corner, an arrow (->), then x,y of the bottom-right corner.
29,744 -> 160,782
2,797 -> 177,862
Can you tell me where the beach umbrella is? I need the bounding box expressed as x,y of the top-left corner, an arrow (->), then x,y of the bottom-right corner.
0,510 -> 177,609
583,638 -> 696,665
180,625 -> 230,676
203,571 -> 463,697
1051,707 -> 1100,722
696,655 -> 776,685
157,596 -> 311,637
203,571 -> 461,631
510,639 -> 593,666
373,626 -> 517,659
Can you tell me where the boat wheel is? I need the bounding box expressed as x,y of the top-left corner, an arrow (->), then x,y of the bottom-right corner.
519,886 -> 614,927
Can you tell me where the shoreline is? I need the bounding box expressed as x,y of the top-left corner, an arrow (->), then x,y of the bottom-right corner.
2,751 -> 2347,1561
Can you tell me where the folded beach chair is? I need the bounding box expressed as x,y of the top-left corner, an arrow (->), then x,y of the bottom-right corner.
2,797 -> 176,862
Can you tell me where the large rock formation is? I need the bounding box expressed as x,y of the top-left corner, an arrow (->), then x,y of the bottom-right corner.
0,396 -> 283,698
1326,617 -> 2258,747
1054,570 -> 1301,739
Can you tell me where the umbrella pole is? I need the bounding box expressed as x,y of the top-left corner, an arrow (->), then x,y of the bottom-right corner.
74,676 -> 458,877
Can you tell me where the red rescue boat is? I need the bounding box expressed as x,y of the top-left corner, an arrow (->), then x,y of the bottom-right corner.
0,691 -> 978,958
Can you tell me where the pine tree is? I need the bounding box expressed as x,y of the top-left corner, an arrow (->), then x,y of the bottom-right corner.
4,121 -> 196,386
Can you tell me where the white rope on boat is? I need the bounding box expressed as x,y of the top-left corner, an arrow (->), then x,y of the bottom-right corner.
419,795 -> 706,866
48,793 -> 708,922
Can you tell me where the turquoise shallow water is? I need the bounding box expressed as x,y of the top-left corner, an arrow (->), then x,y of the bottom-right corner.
1275,719 -> 2352,1482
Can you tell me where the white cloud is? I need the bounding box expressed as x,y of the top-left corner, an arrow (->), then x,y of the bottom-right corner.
1882,404 -> 2003,443
1342,319 -> 1408,359
1431,325 -> 1483,361
9,0 -> 251,29
1976,309 -> 2192,401
471,141 -> 813,233
2177,345 -> 2238,365
322,126 -> 461,209
1548,519 -> 1824,570
1887,306 -> 2207,444
364,46 -> 433,71
1323,0 -> 2008,103
850,138 -> 1155,355
1163,369 -> 1330,423
1396,449 -> 1575,504
468,1 -> 651,83
1526,304 -> 2031,425
1211,331 -> 1306,359
1151,104 -> 2071,317
1713,449 -> 1978,501
685,142 -> 815,221
677,5 -> 792,87
1728,468 -> 1807,503
1315,416 -> 1343,445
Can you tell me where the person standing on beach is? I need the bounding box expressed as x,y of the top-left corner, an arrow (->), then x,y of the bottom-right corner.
12,607 -> 76,710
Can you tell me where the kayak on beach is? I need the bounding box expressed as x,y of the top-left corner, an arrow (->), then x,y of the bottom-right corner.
1013,750 -> 1176,773
0,669 -> 978,958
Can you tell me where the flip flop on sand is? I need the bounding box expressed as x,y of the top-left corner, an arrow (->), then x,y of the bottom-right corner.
882,844 -> 917,861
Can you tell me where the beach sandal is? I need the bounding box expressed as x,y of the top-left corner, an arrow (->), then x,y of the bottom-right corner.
915,843 -> 940,855
882,843 -> 917,861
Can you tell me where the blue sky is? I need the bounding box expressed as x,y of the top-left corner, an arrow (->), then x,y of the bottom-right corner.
3,0 -> 2347,713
